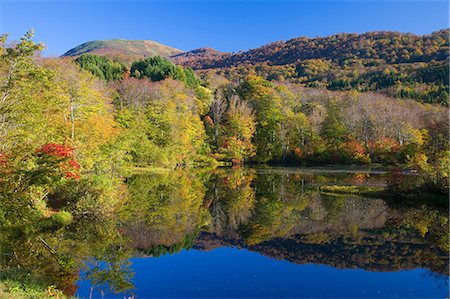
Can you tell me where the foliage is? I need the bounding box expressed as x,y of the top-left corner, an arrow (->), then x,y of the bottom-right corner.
180,29 -> 449,104
130,56 -> 202,88
113,78 -> 211,168
75,54 -> 126,81
0,30 -> 448,298
0,31 -> 132,298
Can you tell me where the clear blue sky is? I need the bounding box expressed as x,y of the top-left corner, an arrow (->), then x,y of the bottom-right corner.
0,1 -> 448,56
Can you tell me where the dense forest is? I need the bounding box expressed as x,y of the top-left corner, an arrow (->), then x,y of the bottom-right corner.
172,29 -> 449,104
0,30 -> 448,297
72,37 -> 448,194
64,30 -> 450,105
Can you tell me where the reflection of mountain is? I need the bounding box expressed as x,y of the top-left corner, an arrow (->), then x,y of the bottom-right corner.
194,232 -> 449,276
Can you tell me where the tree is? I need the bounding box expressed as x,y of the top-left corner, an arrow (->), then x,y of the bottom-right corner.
320,101 -> 348,156
219,96 -> 256,163
238,76 -> 284,162
209,87 -> 228,147
75,54 -> 126,81
130,56 -> 185,82
0,30 -> 45,151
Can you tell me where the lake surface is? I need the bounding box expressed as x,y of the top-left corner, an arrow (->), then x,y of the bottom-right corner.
72,167 -> 448,298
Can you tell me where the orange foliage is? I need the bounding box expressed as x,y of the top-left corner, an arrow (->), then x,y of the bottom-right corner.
343,140 -> 366,155
293,147 -> 303,157
370,137 -> 401,152
203,115 -> 214,126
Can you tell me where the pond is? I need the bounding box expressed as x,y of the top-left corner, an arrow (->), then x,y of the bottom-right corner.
3,166 -> 447,298
72,166 -> 448,298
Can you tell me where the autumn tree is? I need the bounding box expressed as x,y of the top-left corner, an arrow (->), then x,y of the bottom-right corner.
219,96 -> 256,163
238,75 -> 284,162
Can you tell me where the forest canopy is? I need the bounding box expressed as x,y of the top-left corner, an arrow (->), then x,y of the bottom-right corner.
172,29 -> 450,105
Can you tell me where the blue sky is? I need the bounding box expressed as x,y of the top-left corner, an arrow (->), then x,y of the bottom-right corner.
0,1 -> 448,56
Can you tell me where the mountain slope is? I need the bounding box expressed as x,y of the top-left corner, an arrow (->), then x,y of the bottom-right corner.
170,47 -> 231,69
171,29 -> 449,104
173,29 -> 449,69
62,39 -> 183,63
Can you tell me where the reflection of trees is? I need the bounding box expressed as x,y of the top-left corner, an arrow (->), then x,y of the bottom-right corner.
6,166 -> 447,296
206,169 -> 256,238
195,232 -> 449,276
298,194 -> 387,234
237,172 -> 388,245
240,172 -> 311,244
198,170 -> 447,276
0,208 -> 132,296
123,169 -> 448,279
123,171 -> 210,250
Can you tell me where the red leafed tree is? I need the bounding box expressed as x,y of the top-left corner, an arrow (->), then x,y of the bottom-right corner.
36,143 -> 81,180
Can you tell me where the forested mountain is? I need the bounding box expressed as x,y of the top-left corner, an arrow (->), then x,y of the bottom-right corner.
171,47 -> 230,67
62,30 -> 449,104
62,39 -> 183,64
176,30 -> 449,68
173,29 -> 450,104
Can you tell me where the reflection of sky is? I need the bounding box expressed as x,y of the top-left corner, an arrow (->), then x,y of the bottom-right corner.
77,247 -> 449,298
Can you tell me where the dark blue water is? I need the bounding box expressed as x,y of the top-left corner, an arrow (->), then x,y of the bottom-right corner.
77,247 -> 449,298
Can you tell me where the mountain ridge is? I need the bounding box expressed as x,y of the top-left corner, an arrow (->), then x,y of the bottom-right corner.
171,29 -> 449,69
62,39 -> 183,63
62,29 -> 449,68
62,29 -> 449,104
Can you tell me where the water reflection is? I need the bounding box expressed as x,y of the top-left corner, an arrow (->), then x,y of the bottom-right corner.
123,168 -> 448,278
2,167 -> 448,297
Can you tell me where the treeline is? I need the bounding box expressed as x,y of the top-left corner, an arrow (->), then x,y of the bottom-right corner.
222,29 -> 449,66
201,58 -> 449,105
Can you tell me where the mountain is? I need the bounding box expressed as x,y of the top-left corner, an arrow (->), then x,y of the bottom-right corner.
62,39 -> 183,63
63,30 -> 449,104
170,29 -> 449,104
170,47 -> 231,69
172,29 -> 449,69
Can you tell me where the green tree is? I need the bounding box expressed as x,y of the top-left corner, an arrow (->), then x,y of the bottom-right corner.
320,101 -> 348,155
219,96 -> 256,162
238,75 -> 284,162
75,54 -> 126,81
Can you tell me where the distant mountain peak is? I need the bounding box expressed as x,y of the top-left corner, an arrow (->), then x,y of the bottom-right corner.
62,39 -> 183,63
170,47 -> 230,68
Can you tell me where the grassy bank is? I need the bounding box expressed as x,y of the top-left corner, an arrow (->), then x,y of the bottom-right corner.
0,270 -> 67,299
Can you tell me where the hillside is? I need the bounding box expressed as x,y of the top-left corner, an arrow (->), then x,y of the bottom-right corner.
193,232 -> 449,276
62,39 -> 183,63
63,29 -> 449,104
173,29 -> 449,69
171,47 -> 230,67
172,29 -> 449,104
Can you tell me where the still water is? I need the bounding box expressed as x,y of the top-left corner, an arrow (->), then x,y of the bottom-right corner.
73,167 -> 448,298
